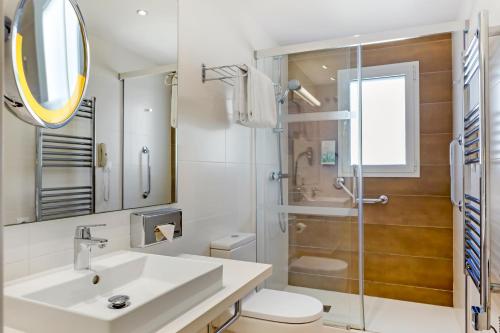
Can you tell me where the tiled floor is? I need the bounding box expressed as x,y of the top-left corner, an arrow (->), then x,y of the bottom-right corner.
285,286 -> 461,333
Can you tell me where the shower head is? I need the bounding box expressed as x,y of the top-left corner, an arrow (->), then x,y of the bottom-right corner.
288,79 -> 302,91
278,80 -> 321,107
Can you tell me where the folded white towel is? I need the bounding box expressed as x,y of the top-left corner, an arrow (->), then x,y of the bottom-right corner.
169,73 -> 178,128
233,67 -> 247,123
234,65 -> 277,128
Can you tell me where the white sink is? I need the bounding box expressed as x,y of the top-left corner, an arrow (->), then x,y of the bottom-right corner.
4,251 -> 223,333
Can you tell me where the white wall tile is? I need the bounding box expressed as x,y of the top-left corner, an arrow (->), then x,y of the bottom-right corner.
29,250 -> 73,275
226,163 -> 255,232
3,225 -> 29,265
226,125 -> 254,164
177,161 -> 228,222
28,220 -> 77,258
4,261 -> 29,282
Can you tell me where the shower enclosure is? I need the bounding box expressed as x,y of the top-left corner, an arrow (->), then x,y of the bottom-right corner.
256,45 -> 367,329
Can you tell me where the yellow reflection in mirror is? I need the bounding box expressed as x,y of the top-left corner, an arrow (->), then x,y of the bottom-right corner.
15,33 -> 86,124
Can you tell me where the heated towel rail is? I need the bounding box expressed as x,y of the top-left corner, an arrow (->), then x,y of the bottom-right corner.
462,12 -> 496,332
35,98 -> 96,221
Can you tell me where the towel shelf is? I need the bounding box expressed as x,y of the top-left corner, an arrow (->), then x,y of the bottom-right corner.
201,63 -> 248,86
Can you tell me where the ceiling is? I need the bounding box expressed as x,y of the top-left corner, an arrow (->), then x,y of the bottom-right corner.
246,0 -> 466,46
76,0 -> 177,65
7,0 -> 466,69
72,0 -> 466,67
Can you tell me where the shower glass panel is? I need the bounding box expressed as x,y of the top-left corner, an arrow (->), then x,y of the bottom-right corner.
256,45 -> 364,329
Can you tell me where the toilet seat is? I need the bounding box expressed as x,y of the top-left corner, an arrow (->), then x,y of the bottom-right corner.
241,289 -> 323,324
290,256 -> 348,276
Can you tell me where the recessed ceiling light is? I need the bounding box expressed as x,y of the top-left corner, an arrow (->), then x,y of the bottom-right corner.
321,65 -> 328,69
136,9 -> 148,16
329,77 -> 336,81
353,34 -> 361,38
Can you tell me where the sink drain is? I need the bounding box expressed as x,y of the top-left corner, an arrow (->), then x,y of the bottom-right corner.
108,295 -> 130,309
92,275 -> 100,285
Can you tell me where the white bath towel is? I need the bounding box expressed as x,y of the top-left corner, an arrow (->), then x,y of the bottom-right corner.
234,65 -> 277,128
169,73 -> 178,128
233,67 -> 247,123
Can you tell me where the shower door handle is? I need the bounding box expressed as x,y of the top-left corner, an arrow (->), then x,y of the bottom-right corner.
449,136 -> 463,211
142,146 -> 151,199
270,171 -> 289,181
358,195 -> 389,205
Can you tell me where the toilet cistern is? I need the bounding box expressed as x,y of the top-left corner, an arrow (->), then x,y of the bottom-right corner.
74,224 -> 108,270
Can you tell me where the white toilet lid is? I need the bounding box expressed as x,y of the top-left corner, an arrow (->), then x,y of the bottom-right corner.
242,289 -> 323,324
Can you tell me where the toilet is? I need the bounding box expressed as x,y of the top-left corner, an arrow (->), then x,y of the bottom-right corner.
210,233 -> 324,333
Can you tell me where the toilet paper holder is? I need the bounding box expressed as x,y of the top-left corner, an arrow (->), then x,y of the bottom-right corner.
130,208 -> 182,248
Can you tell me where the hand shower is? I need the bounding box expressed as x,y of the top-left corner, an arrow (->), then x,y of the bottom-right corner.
299,147 -> 313,166
293,147 -> 313,185
273,80 -> 319,234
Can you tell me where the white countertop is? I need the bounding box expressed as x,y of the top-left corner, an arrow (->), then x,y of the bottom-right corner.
5,255 -> 272,333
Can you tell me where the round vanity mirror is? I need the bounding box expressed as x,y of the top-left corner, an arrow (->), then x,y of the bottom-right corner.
4,0 -> 89,128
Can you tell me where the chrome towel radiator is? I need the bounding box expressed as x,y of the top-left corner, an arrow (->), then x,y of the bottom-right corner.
35,98 -> 96,221
462,12 -> 497,331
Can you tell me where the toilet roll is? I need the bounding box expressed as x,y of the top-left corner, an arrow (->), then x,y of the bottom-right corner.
154,224 -> 176,242
296,222 -> 307,234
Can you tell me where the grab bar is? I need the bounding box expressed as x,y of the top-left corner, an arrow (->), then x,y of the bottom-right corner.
214,300 -> 241,333
358,195 -> 389,205
449,135 -> 463,210
334,178 -> 388,205
334,177 -> 356,204
142,146 -> 151,199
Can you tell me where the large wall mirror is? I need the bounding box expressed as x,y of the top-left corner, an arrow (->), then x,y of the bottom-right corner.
2,0 -> 178,225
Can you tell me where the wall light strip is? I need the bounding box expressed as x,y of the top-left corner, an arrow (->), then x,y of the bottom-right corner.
295,87 -> 321,107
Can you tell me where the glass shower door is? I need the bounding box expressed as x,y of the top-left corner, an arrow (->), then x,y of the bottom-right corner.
256,45 -> 365,329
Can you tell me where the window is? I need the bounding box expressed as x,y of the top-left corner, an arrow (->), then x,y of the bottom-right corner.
338,61 -> 420,177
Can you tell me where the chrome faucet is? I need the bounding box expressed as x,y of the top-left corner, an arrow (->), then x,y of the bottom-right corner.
74,224 -> 108,271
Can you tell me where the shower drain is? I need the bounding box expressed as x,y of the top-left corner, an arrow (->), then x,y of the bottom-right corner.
108,295 -> 131,309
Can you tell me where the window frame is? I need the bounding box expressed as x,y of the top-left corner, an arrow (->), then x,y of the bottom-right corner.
337,61 -> 420,178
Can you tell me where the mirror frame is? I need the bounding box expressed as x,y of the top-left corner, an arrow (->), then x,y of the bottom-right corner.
4,0 -> 90,128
